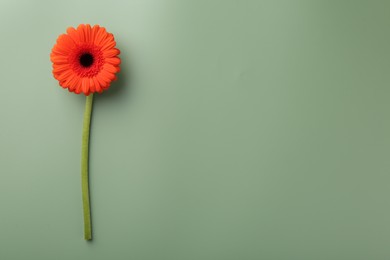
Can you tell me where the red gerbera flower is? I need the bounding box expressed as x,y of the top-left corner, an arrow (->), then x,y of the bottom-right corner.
50,24 -> 122,240
50,24 -> 121,95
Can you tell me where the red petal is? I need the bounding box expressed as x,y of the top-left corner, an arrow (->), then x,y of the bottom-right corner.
105,57 -> 121,66
103,48 -> 120,58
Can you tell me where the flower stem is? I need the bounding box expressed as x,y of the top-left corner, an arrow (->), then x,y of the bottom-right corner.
81,94 -> 94,240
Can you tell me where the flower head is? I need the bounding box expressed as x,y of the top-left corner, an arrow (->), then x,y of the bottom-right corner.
50,24 -> 121,95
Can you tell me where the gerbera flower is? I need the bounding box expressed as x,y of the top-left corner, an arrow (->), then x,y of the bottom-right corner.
50,24 -> 120,95
50,24 -> 122,241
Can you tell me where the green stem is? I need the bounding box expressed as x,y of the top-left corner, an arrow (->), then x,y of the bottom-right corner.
81,94 -> 94,240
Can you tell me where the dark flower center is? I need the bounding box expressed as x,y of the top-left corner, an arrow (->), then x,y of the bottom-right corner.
79,53 -> 94,67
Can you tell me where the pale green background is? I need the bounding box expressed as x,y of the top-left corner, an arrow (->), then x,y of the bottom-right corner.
0,0 -> 389,259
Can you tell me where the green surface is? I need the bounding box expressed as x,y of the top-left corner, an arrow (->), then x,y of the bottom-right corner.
0,0 -> 390,259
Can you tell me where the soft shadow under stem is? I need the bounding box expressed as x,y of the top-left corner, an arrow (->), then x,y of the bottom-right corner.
81,94 -> 94,240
